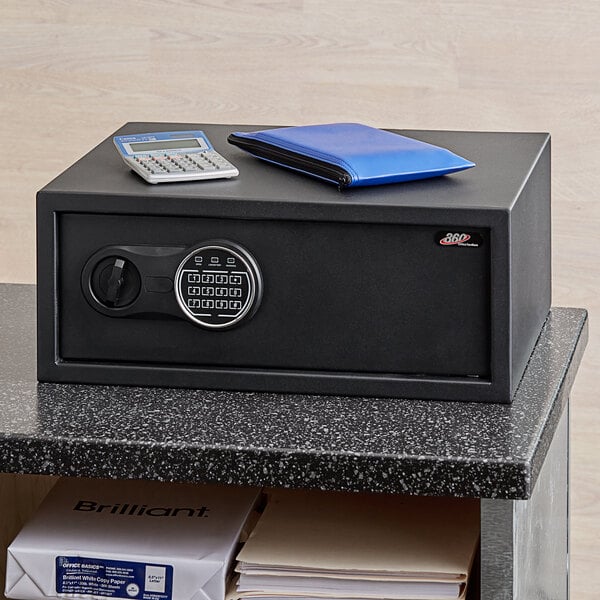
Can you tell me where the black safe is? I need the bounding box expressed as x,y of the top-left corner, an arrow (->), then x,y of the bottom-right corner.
37,122 -> 551,403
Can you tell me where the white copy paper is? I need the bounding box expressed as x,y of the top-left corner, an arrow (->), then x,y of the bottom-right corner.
6,477 -> 261,600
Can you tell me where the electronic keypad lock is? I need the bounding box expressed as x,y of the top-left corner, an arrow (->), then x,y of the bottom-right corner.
174,241 -> 263,329
82,240 -> 263,330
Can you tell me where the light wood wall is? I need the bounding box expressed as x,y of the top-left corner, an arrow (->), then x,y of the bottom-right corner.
0,1 -> 598,597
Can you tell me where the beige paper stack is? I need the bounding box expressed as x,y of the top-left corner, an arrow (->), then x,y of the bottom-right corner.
230,490 -> 479,600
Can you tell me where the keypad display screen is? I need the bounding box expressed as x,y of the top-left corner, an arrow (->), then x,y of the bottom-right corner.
175,243 -> 261,329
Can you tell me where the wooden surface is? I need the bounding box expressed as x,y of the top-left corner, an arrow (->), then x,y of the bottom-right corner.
0,1 -> 598,597
0,475 -> 56,587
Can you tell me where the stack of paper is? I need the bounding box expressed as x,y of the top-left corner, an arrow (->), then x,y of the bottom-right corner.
230,490 -> 479,600
5,477 -> 262,600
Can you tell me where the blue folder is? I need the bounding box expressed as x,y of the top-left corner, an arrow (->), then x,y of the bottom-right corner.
227,123 -> 475,188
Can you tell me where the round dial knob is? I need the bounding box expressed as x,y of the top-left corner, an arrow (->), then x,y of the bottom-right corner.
174,241 -> 262,329
89,256 -> 141,309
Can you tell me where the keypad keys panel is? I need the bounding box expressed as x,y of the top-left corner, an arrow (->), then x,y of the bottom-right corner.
175,241 -> 263,329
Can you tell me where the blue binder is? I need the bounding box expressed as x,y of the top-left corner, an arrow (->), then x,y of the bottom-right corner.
228,123 -> 475,188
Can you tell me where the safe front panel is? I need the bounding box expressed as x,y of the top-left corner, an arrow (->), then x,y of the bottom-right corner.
57,213 -> 491,378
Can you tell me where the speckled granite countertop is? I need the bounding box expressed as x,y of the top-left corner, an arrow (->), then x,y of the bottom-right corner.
0,284 -> 588,499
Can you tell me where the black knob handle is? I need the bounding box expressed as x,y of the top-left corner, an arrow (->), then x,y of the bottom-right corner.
90,256 -> 141,308
105,258 -> 125,305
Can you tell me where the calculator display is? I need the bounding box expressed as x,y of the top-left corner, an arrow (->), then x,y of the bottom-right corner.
130,139 -> 201,152
174,242 -> 262,329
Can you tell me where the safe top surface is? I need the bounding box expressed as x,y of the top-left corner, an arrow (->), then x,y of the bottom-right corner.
41,122 -> 549,215
0,285 -> 587,499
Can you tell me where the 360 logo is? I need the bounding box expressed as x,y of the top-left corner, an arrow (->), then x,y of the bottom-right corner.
435,231 -> 483,248
439,232 -> 471,245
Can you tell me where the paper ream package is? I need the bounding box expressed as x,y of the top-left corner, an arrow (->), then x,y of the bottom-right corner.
5,477 -> 261,600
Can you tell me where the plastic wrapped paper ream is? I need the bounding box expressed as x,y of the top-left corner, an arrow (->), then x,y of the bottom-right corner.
5,477 -> 261,600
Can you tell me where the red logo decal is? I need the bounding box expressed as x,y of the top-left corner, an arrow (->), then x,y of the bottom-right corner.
440,233 -> 471,246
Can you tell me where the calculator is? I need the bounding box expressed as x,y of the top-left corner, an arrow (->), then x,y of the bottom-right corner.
113,130 -> 239,184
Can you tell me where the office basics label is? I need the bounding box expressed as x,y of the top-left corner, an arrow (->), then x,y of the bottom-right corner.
56,556 -> 173,600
